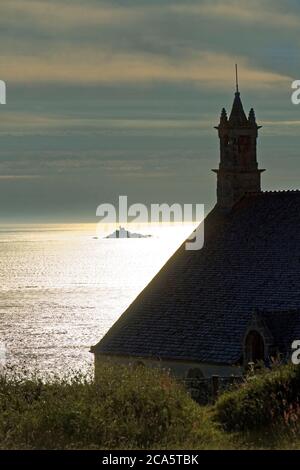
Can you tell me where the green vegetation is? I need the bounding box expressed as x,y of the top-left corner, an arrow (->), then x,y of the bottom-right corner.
214,364 -> 300,449
215,364 -> 300,432
0,365 -> 225,450
1,363 -> 300,449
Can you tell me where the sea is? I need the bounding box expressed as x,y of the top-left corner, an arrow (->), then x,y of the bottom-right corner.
0,223 -> 196,377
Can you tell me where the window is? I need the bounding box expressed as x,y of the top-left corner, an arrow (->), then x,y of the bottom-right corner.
245,330 -> 265,363
238,135 -> 251,152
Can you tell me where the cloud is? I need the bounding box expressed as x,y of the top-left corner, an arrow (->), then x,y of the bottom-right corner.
172,0 -> 300,29
0,175 -> 42,180
261,120 -> 300,136
0,0 -> 296,104
0,111 -> 212,136
0,0 -> 298,222
0,0 -> 296,88
5,0 -> 298,32
0,49 -> 291,88
2,0 -> 144,30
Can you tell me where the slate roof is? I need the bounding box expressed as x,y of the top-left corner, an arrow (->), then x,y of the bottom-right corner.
92,190 -> 300,365
260,308 -> 300,356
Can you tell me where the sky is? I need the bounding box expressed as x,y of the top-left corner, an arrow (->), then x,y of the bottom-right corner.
0,0 -> 299,222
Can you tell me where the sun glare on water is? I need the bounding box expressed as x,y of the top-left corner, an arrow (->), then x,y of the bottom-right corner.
0,221 -> 199,376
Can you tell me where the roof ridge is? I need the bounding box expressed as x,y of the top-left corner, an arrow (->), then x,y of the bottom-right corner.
262,189 -> 300,194
244,189 -> 300,197
231,189 -> 300,212
257,307 -> 300,315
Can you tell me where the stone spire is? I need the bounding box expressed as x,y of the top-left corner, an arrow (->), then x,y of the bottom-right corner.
248,108 -> 257,126
212,70 -> 265,211
220,107 -> 228,125
228,91 -> 248,126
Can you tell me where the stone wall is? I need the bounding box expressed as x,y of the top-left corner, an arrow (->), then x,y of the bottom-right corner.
94,353 -> 243,381
183,375 -> 243,405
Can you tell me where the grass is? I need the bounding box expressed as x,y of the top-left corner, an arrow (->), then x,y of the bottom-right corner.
213,363 -> 300,449
0,365 -> 227,450
1,363 -> 300,449
215,364 -> 300,431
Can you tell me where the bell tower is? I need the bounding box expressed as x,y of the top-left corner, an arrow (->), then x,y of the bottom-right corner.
213,66 -> 265,211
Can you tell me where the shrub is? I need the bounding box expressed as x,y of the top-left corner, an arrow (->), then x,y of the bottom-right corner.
215,364 -> 300,432
0,365 -> 223,449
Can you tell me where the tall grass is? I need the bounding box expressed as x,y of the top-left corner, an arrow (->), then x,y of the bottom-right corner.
0,364 -> 225,450
3,363 -> 300,449
215,364 -> 300,433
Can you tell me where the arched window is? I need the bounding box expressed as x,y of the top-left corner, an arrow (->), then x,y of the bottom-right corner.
245,330 -> 265,363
